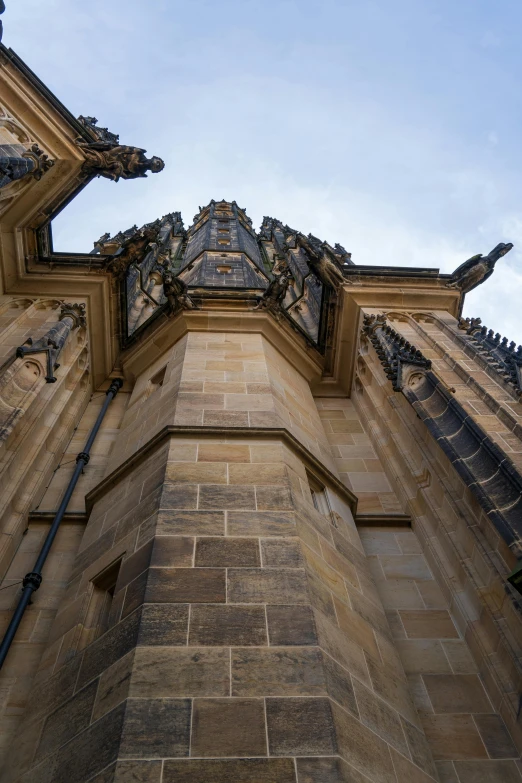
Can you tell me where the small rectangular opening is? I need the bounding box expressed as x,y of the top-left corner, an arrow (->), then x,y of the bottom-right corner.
79,559 -> 122,649
307,473 -> 332,517
150,366 -> 166,388
146,366 -> 167,398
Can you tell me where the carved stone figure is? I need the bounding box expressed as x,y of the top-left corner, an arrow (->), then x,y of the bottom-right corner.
254,265 -> 293,313
296,233 -> 345,290
161,271 -> 197,313
77,139 -> 165,182
104,224 -> 160,280
446,242 -> 513,294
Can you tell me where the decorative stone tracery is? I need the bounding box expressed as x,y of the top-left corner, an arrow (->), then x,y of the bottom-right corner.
458,316 -> 522,396
361,312 -> 522,555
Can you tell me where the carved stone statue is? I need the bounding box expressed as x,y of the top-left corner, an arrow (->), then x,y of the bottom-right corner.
104,224 -> 160,280
446,242 -> 513,294
77,139 -> 165,182
296,233 -> 345,290
254,265 -> 293,313
161,271 -> 197,313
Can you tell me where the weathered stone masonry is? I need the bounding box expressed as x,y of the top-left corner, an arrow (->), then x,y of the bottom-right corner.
0,37 -> 521,783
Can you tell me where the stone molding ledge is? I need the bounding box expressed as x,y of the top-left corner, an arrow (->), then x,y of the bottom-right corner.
85,425 -> 359,516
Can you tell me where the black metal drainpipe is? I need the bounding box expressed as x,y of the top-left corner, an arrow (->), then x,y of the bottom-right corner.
0,378 -> 123,669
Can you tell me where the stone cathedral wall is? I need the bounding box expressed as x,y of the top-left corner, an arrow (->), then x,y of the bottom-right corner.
353,307 -> 522,783
0,305 -> 521,783
2,327 -> 439,783
0,296 -> 125,765
0,45 -> 520,781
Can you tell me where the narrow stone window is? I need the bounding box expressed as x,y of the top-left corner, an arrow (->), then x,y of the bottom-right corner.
308,473 -> 332,516
79,559 -> 122,649
147,366 -> 166,397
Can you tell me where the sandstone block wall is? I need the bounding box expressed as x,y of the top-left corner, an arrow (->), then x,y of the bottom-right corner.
1,310 -> 522,783
0,297 -> 92,761
354,307 -> 522,781
316,397 -> 403,516
4,327 -> 436,783
361,525 -> 521,783
9,432 -> 439,783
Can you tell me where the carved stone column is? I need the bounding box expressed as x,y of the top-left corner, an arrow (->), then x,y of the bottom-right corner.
15,302 -> 86,383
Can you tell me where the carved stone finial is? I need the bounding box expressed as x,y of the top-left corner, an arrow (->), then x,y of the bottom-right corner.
258,217 -> 275,241
458,316 -> 482,334
446,242 -> 513,294
77,116 -> 119,145
0,142 -> 54,191
59,302 -> 87,329
456,315 -> 522,396
22,144 -> 55,180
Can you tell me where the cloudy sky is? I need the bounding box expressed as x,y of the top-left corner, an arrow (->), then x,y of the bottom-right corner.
6,0 -> 522,342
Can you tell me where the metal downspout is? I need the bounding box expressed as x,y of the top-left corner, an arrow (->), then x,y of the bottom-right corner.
0,378 -> 123,669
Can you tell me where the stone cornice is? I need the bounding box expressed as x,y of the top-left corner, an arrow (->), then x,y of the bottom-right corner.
85,425 -> 359,516
314,286 -> 461,396
120,307 -> 325,384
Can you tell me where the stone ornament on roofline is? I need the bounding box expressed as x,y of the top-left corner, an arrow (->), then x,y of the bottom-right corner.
362,312 -> 431,391
0,143 -> 54,190
446,242 -> 513,294
75,116 -> 165,182
458,316 -> 522,397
